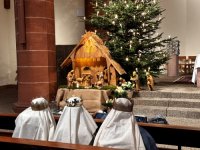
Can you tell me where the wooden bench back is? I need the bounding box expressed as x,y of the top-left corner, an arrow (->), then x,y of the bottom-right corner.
0,136 -> 118,150
1,113 -> 200,149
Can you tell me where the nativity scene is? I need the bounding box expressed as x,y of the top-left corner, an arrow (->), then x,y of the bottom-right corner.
60,31 -> 126,88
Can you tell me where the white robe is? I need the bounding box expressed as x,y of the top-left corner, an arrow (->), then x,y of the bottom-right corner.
93,98 -> 146,150
51,105 -> 98,145
12,107 -> 56,141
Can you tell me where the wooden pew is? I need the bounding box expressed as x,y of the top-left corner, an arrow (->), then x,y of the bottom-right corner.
1,113 -> 200,150
0,136 -> 117,150
0,129 -> 13,137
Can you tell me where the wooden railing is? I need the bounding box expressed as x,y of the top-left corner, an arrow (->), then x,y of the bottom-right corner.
0,136 -> 117,150
1,113 -> 200,150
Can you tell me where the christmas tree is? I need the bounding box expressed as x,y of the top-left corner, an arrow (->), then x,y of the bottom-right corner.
87,0 -> 173,84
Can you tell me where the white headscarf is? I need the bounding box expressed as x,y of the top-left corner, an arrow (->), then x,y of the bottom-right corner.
12,97 -> 56,141
51,96 -> 98,145
93,98 -> 146,150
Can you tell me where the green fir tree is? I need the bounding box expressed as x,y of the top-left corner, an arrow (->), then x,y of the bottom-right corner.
87,0 -> 174,84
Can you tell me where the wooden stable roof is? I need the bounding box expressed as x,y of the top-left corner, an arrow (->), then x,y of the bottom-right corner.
60,31 -> 126,75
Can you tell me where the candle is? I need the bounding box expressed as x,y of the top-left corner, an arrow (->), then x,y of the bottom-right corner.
76,83 -> 79,88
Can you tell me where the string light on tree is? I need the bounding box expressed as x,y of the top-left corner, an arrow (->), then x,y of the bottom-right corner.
125,56 -> 129,61
114,14 -> 118,19
89,0 -> 174,84
120,23 -> 122,28
95,1 -> 98,7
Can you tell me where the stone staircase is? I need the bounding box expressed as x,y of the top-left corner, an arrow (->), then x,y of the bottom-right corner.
132,89 -> 200,127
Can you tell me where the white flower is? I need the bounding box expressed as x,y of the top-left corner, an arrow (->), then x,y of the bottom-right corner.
121,81 -> 134,90
116,86 -> 124,93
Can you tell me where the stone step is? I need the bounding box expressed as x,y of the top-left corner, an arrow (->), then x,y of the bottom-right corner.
167,107 -> 200,119
133,90 -> 200,99
133,105 -> 167,117
133,105 -> 200,119
133,97 -> 168,107
166,117 -> 200,128
134,97 -> 200,108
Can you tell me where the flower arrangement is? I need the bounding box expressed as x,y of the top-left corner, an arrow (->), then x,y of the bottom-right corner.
121,81 -> 134,90
114,81 -> 134,98
102,98 -> 114,113
114,86 -> 128,98
102,99 -> 114,108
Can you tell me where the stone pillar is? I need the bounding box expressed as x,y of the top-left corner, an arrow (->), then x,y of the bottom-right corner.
167,54 -> 178,77
13,0 -> 57,112
197,68 -> 200,87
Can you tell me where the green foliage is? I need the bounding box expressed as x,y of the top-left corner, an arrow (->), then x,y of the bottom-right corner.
101,85 -> 117,90
87,0 -> 174,84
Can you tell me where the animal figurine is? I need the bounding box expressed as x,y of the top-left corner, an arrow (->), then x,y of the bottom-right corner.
95,71 -> 104,88
118,77 -> 126,86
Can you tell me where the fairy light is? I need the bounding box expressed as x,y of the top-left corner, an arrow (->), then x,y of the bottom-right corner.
96,1 -> 98,7
114,14 -> 118,19
120,23 -> 122,28
112,20 -> 115,25
142,23 -> 145,27
142,12 -> 146,16
104,3 -> 107,7
125,56 -> 129,61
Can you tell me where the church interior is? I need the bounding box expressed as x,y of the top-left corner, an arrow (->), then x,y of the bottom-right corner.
0,0 -> 200,150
